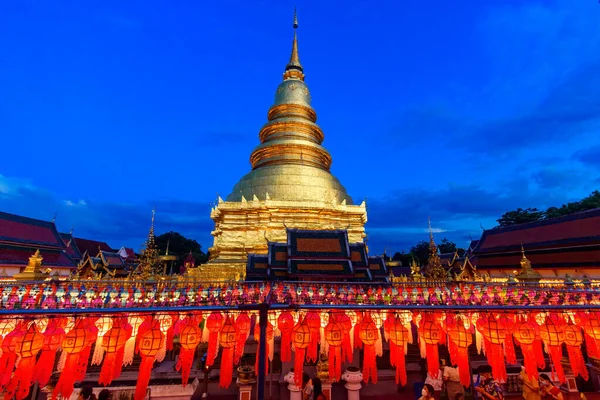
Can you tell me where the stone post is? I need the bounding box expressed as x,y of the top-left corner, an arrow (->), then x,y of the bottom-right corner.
284,370 -> 303,400
321,380 -> 333,400
342,366 -> 363,400
236,379 -> 254,400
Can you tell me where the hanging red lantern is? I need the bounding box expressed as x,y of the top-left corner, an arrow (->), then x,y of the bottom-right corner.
52,318 -> 92,400
578,312 -> 600,359
178,316 -> 202,387
0,321 -> 23,391
219,316 -> 237,388
335,312 -> 353,363
278,311 -> 295,363
564,324 -> 588,381
5,322 -> 44,400
134,319 -> 164,400
385,313 -> 409,386
206,312 -> 224,367
75,317 -> 99,383
353,312 -> 363,349
512,317 -> 540,380
359,313 -> 379,384
324,315 -> 344,382
99,317 -> 132,386
476,313 -> 508,383
235,312 -> 251,365
419,312 -> 444,379
445,315 -> 472,388
539,313 -> 566,384
305,312 -> 321,363
292,316 -> 311,388
34,318 -> 66,388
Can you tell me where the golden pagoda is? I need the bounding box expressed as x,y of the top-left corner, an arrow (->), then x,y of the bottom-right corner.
194,10 -> 367,281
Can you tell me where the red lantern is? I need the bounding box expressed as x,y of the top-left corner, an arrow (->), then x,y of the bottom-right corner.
539,313 -> 566,384
34,318 -> 66,388
99,317 -> 132,386
384,313 -> 408,386
219,316 -> 237,388
578,312 -> 600,359
253,320 -> 274,377
75,317 -> 99,382
335,312 -> 353,363
324,315 -> 344,382
135,319 -> 164,400
419,313 -> 444,379
206,312 -> 224,367
305,312 -> 321,363
445,315 -> 471,388
564,324 -> 588,381
235,312 -> 251,365
278,311 -> 295,363
0,321 -> 23,391
476,314 -> 508,383
359,313 -> 379,384
52,318 -> 93,400
292,316 -> 311,387
512,317 -> 540,380
178,316 -> 202,387
5,322 -> 44,400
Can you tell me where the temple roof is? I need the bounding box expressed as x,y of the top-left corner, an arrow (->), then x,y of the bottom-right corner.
60,233 -> 83,260
0,211 -> 65,249
74,237 -> 114,256
0,244 -> 77,269
472,209 -> 600,270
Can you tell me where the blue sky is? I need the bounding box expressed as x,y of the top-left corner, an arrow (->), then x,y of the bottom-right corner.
1,0 -> 599,254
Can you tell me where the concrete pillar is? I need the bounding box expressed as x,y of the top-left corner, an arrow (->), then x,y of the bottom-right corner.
342,367 -> 363,400
321,380 -> 332,400
237,380 -> 255,400
284,370 -> 303,400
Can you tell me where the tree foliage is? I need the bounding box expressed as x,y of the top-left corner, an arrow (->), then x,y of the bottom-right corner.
496,190 -> 600,227
155,231 -> 209,269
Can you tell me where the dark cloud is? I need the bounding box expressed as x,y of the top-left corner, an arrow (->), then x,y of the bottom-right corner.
574,144 -> 600,170
532,168 -> 587,191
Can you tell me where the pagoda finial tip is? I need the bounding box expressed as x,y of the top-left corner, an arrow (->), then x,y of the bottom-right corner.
293,7 -> 298,28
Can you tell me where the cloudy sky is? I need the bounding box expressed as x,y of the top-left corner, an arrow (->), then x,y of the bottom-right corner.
1,0 -> 599,254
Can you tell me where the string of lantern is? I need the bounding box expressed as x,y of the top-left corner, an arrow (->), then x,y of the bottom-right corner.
0,309 -> 599,400
0,280 -> 599,310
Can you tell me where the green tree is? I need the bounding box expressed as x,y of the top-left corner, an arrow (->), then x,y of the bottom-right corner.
155,231 -> 208,269
410,241 -> 430,266
496,208 -> 544,227
438,238 -> 456,254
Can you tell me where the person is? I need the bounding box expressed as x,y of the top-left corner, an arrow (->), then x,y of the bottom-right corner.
474,365 -> 503,400
419,383 -> 435,400
443,361 -> 465,400
98,389 -> 110,400
311,378 -> 326,400
539,374 -> 563,400
78,386 -> 97,400
302,372 -> 313,400
518,367 -> 540,400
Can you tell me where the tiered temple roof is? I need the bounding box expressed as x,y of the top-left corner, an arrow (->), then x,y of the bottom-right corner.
246,229 -> 387,282
439,251 -> 477,280
0,211 -> 77,273
59,232 -> 83,262
472,208 -> 600,277
76,249 -> 131,278
74,237 -> 114,257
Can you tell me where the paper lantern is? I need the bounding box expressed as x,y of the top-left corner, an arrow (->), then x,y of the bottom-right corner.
305,311 -> 321,363
5,323 -> 44,400
219,316 -> 237,388
539,314 -> 566,384
99,317 -> 132,386
206,312 -> 224,367
135,319 -> 164,400
564,324 -> 588,381
235,312 -> 251,364
419,313 -> 443,379
52,318 -> 93,400
476,314 -> 508,383
445,315 -> 471,388
359,314 -> 379,384
385,314 -> 408,386
278,311 -> 295,362
324,317 -> 344,382
512,318 -> 540,380
292,316 -> 311,387
34,318 -> 66,388
335,312 -> 353,363
178,316 -> 202,387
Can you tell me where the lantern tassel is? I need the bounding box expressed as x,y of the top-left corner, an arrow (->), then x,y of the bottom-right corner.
134,356 -> 155,400
207,331 -> 219,367
35,349 -> 58,387
504,334 -> 517,365
294,347 -> 306,388
362,343 -> 378,384
99,352 -> 119,386
5,356 -> 36,400
533,339 -> 546,369
548,346 -> 566,384
177,348 -> 195,387
566,345 -> 588,381
52,353 -> 80,400
219,347 -> 234,388
328,345 -> 342,382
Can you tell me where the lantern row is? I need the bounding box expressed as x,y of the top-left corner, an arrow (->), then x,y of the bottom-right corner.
1,310 -> 599,400
1,280 -> 599,311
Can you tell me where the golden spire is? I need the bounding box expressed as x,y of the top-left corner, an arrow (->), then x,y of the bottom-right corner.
516,243 -> 542,283
423,217 -> 447,280
284,8 -> 303,79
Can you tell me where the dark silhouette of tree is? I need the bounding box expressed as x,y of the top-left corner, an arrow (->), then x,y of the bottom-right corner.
155,231 -> 209,269
410,241 -> 430,266
497,208 -> 544,227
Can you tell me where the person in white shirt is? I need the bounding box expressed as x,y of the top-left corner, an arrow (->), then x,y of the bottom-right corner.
443,361 -> 465,400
